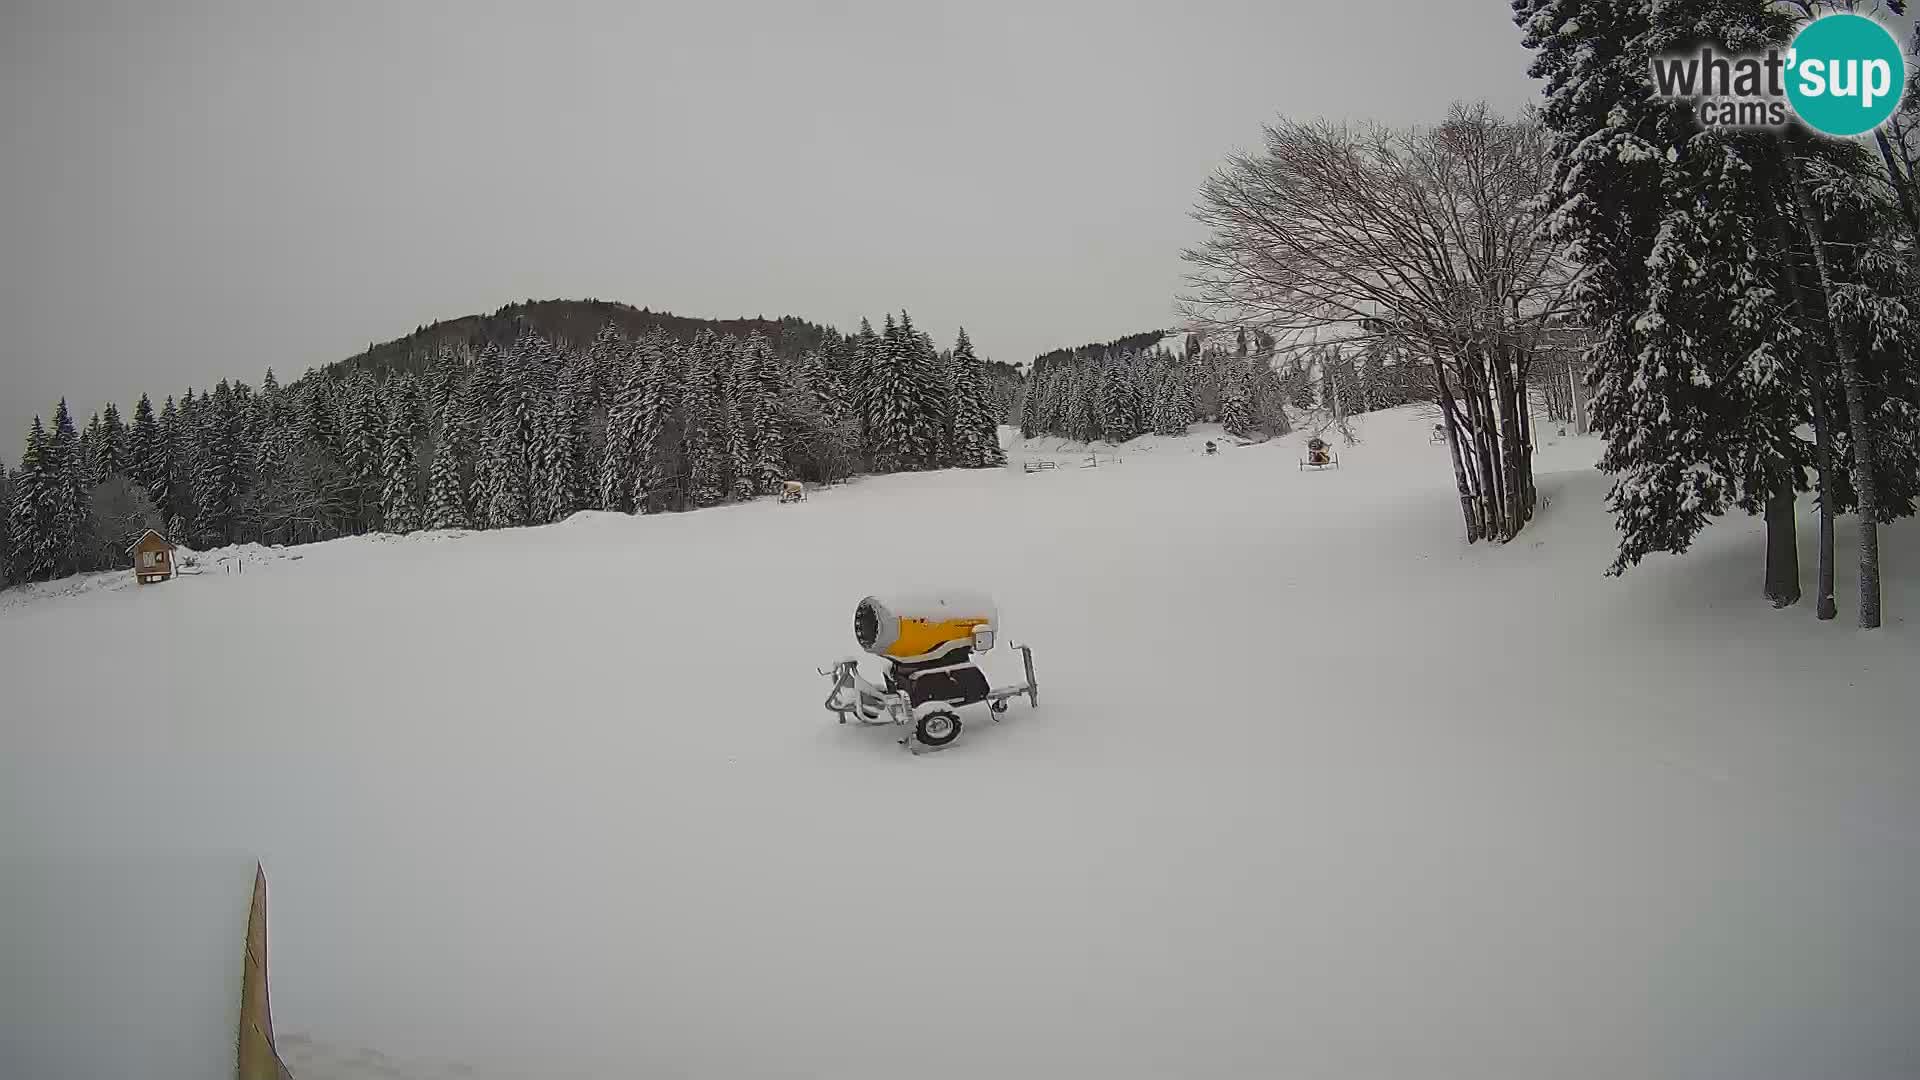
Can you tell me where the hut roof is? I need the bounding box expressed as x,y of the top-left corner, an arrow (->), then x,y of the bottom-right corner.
127,529 -> 176,554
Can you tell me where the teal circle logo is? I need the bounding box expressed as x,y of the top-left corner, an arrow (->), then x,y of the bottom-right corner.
1786,14 -> 1906,137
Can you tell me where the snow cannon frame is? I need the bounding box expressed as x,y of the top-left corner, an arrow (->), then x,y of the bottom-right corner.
821,592 -> 1039,754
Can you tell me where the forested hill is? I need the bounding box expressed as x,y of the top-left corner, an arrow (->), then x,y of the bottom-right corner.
1030,329 -> 1175,374
330,299 -> 835,381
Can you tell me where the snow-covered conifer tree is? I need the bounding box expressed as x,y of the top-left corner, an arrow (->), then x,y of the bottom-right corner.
153,396 -> 187,529
1520,0 -> 1844,598
631,336 -> 676,512
337,370 -> 385,529
379,409 -> 422,533
425,427 -> 469,531
682,332 -> 725,507
80,413 -> 103,486
584,324 -> 624,410
1164,359 -> 1196,434
601,333 -> 681,514
1018,370 -> 1044,439
126,394 -> 162,503
94,403 -> 127,481
1062,368 -> 1091,443
190,382 -> 246,546
724,390 -> 754,501
1218,361 -> 1253,436
851,317 -> 880,457
8,419 -> 55,581
949,328 -> 1004,466
718,343 -> 754,500
801,331 -> 848,420
905,318 -> 946,467
866,311 -> 944,470
600,361 -> 643,515
475,411 -> 528,529
1098,361 -> 1143,443
425,347 -> 462,432
44,400 -> 94,573
530,358 -> 586,523
249,370 -> 281,446
733,334 -> 788,493
0,467 -> 12,587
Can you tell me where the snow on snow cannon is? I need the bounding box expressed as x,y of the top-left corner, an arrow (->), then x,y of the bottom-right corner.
820,591 -> 1039,754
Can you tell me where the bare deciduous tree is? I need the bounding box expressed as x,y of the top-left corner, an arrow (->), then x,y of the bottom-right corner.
1183,103 -> 1578,542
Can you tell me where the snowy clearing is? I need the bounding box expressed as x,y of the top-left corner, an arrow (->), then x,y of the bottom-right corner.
4,408 -> 1919,1080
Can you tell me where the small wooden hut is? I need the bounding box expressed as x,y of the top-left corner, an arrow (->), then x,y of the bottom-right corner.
129,530 -> 177,584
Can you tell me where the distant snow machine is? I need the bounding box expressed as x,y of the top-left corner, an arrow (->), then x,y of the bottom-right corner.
819,591 -> 1038,754
1204,441 -> 1218,456
1300,436 -> 1339,471
778,480 -> 807,504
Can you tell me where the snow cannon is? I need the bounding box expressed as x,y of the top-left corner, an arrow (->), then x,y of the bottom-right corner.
822,590 -> 1039,754
1300,436 -> 1339,471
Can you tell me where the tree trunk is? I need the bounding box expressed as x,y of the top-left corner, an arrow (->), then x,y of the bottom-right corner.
1568,359 -> 1588,436
1772,208 -> 1837,621
1788,152 -> 1882,629
1764,483 -> 1801,608
1811,388 -> 1839,621
1874,128 -> 1920,238
1796,319 -> 1842,623
1897,118 -> 1920,221
1482,345 -> 1528,538
1510,347 -> 1537,520
1459,353 -> 1505,538
1433,358 -> 1481,542
1496,350 -> 1526,534
1462,361 -> 1505,540
1542,367 -> 1567,425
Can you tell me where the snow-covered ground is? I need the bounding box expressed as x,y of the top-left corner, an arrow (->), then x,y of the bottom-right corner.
0,540 -> 317,611
5,408 -> 1920,1080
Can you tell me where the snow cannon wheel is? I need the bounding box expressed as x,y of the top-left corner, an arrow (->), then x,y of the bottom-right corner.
915,709 -> 963,748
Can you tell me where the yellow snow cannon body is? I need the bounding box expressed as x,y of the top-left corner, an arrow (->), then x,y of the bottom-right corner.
822,590 -> 1039,754
855,591 -> 998,662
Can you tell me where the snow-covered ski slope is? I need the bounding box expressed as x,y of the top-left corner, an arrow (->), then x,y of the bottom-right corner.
6,407 -> 1920,1080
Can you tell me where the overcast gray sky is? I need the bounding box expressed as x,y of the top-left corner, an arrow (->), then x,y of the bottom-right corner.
0,0 -> 1538,443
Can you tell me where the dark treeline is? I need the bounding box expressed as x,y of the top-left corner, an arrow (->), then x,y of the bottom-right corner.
2,305 -> 1010,587
1020,328 -> 1280,442
1017,326 -> 1429,443
334,299 -> 833,383
1029,329 -> 1172,374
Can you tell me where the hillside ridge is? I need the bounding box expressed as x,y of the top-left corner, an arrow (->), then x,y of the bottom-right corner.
329,298 -> 836,381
